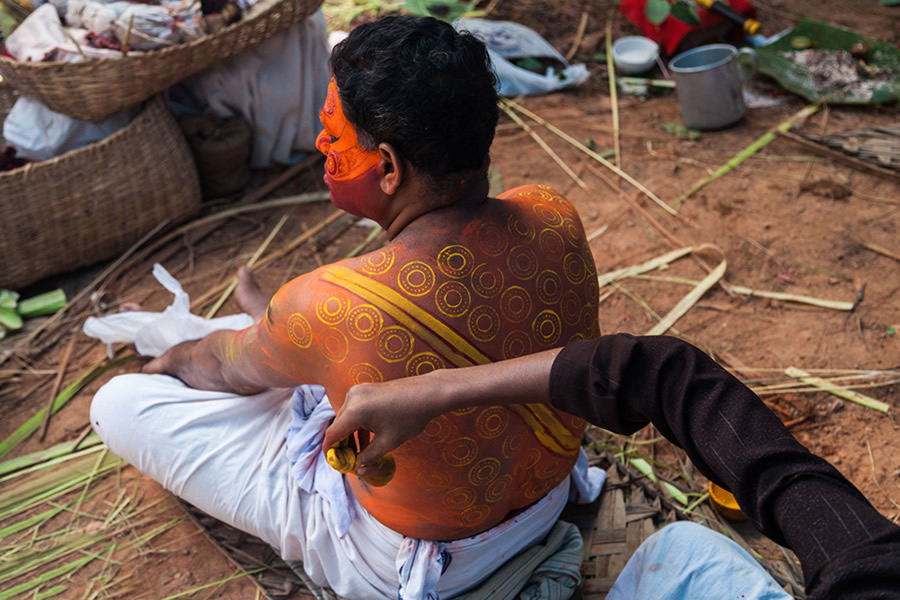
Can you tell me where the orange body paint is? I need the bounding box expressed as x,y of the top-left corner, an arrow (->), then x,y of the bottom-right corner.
227,185 -> 601,540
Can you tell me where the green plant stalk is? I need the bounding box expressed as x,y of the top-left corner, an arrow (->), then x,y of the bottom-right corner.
36,584 -> 68,599
17,289 -> 67,318
605,14 -> 620,168
673,103 -> 821,206
0,532 -> 106,584
0,439 -> 103,481
663,481 -> 689,505
0,355 -> 134,460
156,567 -> 266,600
0,544 -> 111,600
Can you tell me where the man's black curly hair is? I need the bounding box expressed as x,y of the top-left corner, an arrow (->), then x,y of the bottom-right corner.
330,15 -> 499,179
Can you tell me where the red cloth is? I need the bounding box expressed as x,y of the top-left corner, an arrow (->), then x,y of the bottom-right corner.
620,0 -> 758,55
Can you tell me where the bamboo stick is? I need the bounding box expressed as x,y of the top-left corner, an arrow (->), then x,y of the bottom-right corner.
39,335 -> 78,442
605,12 -> 620,169
502,98 -> 680,218
498,103 -> 590,193
204,215 -> 288,319
785,367 -> 889,413
647,256 -> 727,335
674,102 -> 821,206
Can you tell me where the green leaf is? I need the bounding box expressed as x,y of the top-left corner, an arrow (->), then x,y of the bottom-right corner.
660,121 -> 701,140
880,0 -> 900,5
17,288 -> 66,318
644,0 -> 671,25
404,0 -> 475,22
670,0 -> 700,25
0,307 -> 23,330
629,457 -> 658,482
663,481 -> 689,505
0,289 -> 18,310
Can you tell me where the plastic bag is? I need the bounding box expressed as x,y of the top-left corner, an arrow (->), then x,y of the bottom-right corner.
453,18 -> 588,96
83,264 -> 254,358
2,95 -> 132,161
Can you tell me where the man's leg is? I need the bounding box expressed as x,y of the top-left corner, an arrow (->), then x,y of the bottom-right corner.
90,372 -> 307,558
606,521 -> 791,600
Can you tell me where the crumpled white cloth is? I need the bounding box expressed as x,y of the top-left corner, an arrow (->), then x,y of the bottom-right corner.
285,384 -> 355,537
82,264 -> 253,358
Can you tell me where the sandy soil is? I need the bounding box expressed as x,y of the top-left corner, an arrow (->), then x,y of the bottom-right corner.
1,1 -> 897,598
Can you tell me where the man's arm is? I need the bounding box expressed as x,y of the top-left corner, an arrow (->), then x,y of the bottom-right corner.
143,274 -> 319,394
326,334 -> 900,598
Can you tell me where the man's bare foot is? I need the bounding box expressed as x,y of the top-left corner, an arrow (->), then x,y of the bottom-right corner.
235,267 -> 270,320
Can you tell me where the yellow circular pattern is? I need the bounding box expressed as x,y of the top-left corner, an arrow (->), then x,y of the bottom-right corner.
321,329 -> 350,363
562,218 -> 582,247
501,431 -> 525,458
315,293 -> 349,325
532,310 -> 562,346
581,305 -> 598,333
458,505 -> 492,527
535,461 -> 562,480
476,408 -> 509,439
376,326 -> 414,363
422,415 -> 451,444
468,458 -> 501,487
502,330 -> 532,360
507,246 -> 538,281
523,448 -> 542,470
538,228 -> 565,258
398,261 -> 435,297
443,437 -> 479,467
346,304 -> 383,342
507,215 -> 535,241
536,270 -> 563,305
361,248 -> 395,275
476,222 -> 508,256
406,352 -> 445,377
442,486 -> 476,510
349,363 -> 383,385
484,475 -> 512,503
563,252 -> 588,285
533,203 -> 563,227
417,470 -> 452,492
560,290 -> 581,326
435,281 -> 471,318
437,245 -> 474,279
287,313 -> 312,348
471,264 -> 505,299
500,286 -> 532,323
468,305 -> 500,342
452,407 -> 477,415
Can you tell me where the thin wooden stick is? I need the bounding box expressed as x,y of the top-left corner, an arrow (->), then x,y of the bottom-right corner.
565,11 -> 589,62
204,215 -> 288,319
499,103 -> 591,193
502,98 -> 680,218
849,235 -> 900,263
776,130 -> 900,183
17,220 -> 170,353
39,334 -> 78,442
605,12 -> 620,169
190,210 -> 345,312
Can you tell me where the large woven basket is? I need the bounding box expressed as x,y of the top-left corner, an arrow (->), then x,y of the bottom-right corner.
0,0 -> 323,123
0,90 -> 201,290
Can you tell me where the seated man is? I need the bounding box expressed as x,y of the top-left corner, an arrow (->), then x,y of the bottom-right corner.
90,15 -> 601,599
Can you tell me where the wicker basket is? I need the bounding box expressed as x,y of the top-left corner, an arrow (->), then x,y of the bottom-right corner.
0,91 -> 201,290
0,0 -> 323,123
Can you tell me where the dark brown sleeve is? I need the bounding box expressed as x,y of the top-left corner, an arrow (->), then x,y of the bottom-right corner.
549,334 -> 900,599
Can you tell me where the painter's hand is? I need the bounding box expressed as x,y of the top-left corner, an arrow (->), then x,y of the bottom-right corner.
324,378 -> 443,474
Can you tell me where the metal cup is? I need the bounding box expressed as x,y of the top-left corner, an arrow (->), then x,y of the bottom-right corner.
669,44 -> 758,130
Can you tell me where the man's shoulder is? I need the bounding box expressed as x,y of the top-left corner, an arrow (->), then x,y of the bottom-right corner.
497,184 -> 577,213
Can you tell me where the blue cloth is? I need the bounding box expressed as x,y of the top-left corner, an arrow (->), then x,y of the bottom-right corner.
607,522 -> 791,600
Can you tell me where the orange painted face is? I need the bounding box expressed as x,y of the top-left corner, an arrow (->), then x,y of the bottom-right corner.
316,79 -> 381,183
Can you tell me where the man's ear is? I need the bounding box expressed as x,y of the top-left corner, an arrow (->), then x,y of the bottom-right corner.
377,143 -> 404,195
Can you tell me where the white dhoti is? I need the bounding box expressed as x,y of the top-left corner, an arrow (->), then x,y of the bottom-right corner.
85,266 -> 603,599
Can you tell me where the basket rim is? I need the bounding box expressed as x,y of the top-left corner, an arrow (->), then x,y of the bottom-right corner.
0,0 -> 324,70
0,94 -> 166,180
